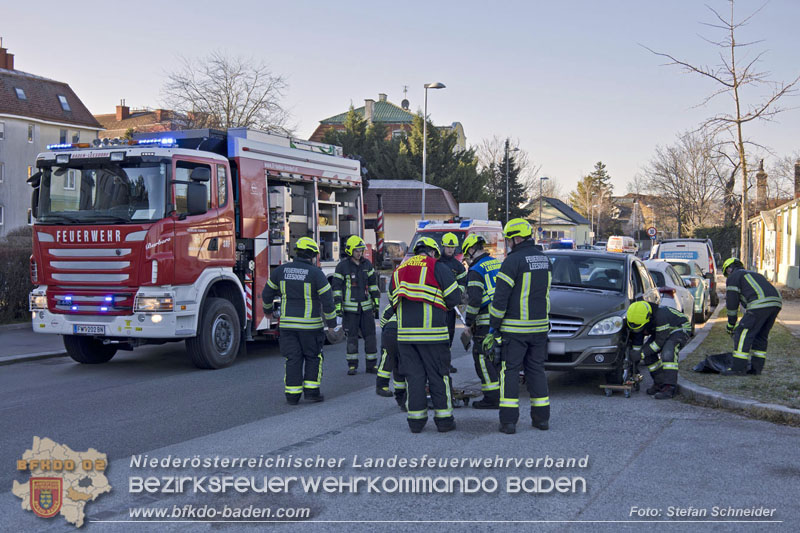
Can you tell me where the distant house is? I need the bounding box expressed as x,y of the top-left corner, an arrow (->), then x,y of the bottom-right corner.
526,197 -> 591,245
0,44 -> 103,236
363,180 -> 458,243
309,93 -> 466,151
94,101 -> 183,139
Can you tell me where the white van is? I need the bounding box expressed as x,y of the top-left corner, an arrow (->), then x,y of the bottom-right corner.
650,238 -> 719,305
606,236 -> 637,254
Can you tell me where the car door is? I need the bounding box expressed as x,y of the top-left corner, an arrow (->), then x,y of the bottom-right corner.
634,260 -> 660,304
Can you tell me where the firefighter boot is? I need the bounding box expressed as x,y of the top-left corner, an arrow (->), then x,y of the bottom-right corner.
654,384 -> 676,400
499,423 -> 516,435
286,394 -> 301,405
376,386 -> 393,397
531,405 -> 550,431
347,366 -> 357,376
472,390 -> 500,409
646,383 -> 661,395
750,352 -> 766,375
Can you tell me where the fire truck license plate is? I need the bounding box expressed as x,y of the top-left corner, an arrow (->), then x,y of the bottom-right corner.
73,325 -> 105,335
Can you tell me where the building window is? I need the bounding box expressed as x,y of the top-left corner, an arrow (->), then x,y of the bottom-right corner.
60,129 -> 67,144
15,88 -> 26,100
392,129 -> 407,140
0,205 -> 4,226
0,162 -> 4,183
28,124 -> 34,143
0,122 -> 4,140
72,131 -> 80,143
58,95 -> 71,111
65,170 -> 76,190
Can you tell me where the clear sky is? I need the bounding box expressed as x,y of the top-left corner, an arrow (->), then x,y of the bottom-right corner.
4,0 -> 798,195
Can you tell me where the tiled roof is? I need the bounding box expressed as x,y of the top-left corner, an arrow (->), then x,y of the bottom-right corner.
364,180 -> 458,215
0,68 -> 101,129
526,197 -> 590,225
94,110 -> 180,138
321,100 -> 416,125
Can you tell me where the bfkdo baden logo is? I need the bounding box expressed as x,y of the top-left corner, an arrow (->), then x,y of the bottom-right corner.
12,437 -> 111,528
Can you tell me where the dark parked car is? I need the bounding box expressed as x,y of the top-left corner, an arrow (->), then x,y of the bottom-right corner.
545,250 -> 661,384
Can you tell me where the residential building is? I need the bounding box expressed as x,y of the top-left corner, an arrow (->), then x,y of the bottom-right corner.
0,44 -> 102,236
363,180 -> 458,244
94,101 -> 183,139
309,93 -> 466,151
526,197 -> 591,245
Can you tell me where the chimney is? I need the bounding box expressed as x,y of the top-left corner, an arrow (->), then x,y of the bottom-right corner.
155,109 -> 169,122
0,39 -> 14,70
116,99 -> 130,121
756,159 -> 767,211
378,93 -> 387,102
795,159 -> 800,200
364,99 -> 375,125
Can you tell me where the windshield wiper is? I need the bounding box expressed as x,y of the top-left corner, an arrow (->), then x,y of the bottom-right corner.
88,215 -> 130,223
39,213 -> 83,223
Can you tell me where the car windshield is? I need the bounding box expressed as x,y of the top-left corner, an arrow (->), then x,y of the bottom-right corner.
36,162 -> 169,224
548,254 -> 626,291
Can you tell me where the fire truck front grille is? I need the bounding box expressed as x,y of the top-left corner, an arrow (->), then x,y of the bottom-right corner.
46,247 -> 134,285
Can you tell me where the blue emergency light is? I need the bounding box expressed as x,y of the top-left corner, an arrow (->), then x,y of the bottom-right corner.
46,143 -> 75,150
136,137 -> 176,147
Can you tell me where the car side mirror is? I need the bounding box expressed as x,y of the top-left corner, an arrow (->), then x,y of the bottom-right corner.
704,272 -> 714,280
684,279 -> 693,288
186,182 -> 208,215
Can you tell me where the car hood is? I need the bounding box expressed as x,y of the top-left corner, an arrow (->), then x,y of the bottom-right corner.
549,286 -> 627,320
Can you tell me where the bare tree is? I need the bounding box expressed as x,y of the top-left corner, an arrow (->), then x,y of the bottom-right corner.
767,152 -> 800,201
644,0 -> 800,260
162,51 -> 291,132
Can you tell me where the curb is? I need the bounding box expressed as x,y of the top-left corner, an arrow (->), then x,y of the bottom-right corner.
677,302 -> 800,425
0,322 -> 31,331
0,351 -> 68,366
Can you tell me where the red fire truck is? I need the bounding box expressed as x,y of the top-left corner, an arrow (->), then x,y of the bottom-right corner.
27,128 -> 365,368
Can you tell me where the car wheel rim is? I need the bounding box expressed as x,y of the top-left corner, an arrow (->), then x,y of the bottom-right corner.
212,314 -> 234,355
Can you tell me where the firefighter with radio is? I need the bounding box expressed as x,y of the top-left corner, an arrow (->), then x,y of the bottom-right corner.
625,301 -> 690,399
462,234 -> 502,409
438,233 -> 467,374
390,237 -> 461,433
722,257 -> 782,375
262,237 -> 338,404
332,235 -> 381,375
375,303 -> 407,408
484,218 -> 551,434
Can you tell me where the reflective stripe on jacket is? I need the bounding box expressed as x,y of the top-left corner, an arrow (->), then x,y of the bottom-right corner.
465,253 -> 500,327
631,304 -> 690,358
262,258 -> 337,330
332,258 -> 380,312
726,269 -> 782,325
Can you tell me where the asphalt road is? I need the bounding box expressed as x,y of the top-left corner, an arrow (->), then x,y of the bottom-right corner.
2,330 -> 799,532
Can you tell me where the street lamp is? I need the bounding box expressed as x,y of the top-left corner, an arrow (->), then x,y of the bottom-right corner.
421,82 -> 446,221
538,176 -> 549,242
505,139 -> 520,223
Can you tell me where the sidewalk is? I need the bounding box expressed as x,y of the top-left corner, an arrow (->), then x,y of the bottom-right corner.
776,298 -> 800,339
0,323 -> 66,365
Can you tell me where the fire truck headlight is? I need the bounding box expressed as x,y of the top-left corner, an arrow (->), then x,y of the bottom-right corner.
29,293 -> 47,310
134,295 -> 174,312
151,314 -> 163,324
110,151 -> 125,162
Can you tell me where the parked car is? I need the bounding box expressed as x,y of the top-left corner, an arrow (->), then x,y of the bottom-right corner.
606,236 -> 638,254
651,238 -> 720,306
644,259 -> 697,335
665,259 -> 712,324
381,240 -> 407,270
546,250 -> 661,385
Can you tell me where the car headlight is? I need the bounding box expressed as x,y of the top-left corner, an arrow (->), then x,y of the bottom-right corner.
134,295 -> 174,312
588,315 -> 624,336
29,293 -> 47,310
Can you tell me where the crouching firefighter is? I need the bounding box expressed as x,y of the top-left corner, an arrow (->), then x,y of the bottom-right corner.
262,237 -> 338,404
484,219 -> 551,434
625,301 -> 690,399
390,237 -> 461,433
332,235 -> 381,375
722,258 -> 782,375
375,304 -> 407,408
462,234 -> 501,409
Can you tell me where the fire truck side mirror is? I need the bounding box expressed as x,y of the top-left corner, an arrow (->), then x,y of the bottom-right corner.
186,182 -> 208,216
30,188 -> 40,219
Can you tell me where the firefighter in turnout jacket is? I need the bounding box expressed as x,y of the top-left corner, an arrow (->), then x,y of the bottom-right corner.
626,301 -> 690,399
462,234 -> 501,409
375,304 -> 407,408
332,235 -> 381,375
262,237 -> 338,404
722,258 -> 782,375
390,237 -> 461,433
439,233 -> 467,373
485,219 -> 551,434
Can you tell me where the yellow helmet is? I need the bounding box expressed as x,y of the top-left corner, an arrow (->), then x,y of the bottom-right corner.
414,236 -> 441,258
626,301 -> 652,332
503,218 -> 533,239
462,233 -> 486,255
295,236 -> 319,255
722,257 -> 743,277
441,232 -> 459,248
344,235 -> 366,256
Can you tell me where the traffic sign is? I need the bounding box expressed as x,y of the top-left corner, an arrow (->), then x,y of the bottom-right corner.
647,226 -> 657,237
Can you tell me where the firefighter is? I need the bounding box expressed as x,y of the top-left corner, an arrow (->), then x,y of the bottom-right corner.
625,301 -> 691,399
462,234 -> 501,409
375,303 -> 407,409
390,236 -> 461,433
484,219 -> 551,434
722,258 -> 782,375
332,235 -> 381,375
438,232 -> 467,373
262,237 -> 338,404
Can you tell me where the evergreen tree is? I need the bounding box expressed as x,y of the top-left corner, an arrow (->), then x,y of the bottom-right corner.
568,161 -> 614,239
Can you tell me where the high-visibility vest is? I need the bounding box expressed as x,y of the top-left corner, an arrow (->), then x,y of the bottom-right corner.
391,255 -> 446,310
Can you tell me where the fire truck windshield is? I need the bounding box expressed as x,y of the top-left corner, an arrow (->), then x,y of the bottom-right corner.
36,162 -> 169,224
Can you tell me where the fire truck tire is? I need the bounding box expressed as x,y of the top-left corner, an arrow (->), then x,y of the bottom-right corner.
187,297 -> 241,369
63,336 -> 117,364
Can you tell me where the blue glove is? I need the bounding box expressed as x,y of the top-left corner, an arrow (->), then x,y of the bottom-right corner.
726,323 -> 735,335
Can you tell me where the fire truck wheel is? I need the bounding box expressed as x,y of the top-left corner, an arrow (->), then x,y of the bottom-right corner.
63,336 -> 117,364
187,297 -> 241,369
